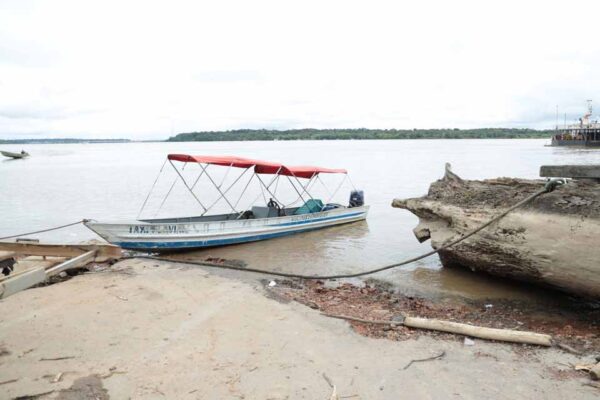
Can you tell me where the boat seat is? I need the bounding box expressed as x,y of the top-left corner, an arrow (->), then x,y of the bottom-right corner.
251,206 -> 280,219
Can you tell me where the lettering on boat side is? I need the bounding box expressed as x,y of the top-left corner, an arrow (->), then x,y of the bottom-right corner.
290,212 -> 329,222
129,225 -> 190,234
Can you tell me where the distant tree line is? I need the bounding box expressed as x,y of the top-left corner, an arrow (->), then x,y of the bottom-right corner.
167,128 -> 552,142
0,138 -> 131,144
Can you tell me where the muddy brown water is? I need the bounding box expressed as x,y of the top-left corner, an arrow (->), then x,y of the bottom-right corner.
1,139 -> 599,307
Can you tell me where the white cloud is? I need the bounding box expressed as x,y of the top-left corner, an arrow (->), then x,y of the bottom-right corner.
1,0 -> 599,139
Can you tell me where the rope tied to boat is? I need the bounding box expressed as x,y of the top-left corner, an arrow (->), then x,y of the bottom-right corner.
123,179 -> 567,280
0,219 -> 89,241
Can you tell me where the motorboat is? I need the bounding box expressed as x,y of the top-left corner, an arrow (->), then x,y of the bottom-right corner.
85,154 -> 369,251
1,150 -> 29,159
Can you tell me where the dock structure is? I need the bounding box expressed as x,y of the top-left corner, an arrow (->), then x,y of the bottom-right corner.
551,100 -> 600,147
0,242 -> 122,299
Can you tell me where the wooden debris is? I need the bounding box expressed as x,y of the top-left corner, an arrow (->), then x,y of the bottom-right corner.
0,251 -> 97,299
0,241 -> 121,262
322,372 -> 334,388
403,317 -> 553,347
322,312 -> 401,325
555,342 -> 582,355
403,351 -> 446,370
39,356 -> 76,361
330,385 -> 339,400
0,241 -> 122,299
322,312 -> 553,347
591,363 -> 600,381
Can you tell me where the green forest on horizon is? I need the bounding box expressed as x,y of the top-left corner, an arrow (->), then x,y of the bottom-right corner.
168,128 -> 552,142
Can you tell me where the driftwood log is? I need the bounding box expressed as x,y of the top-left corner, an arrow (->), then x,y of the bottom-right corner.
403,317 -> 552,346
392,166 -> 600,299
323,312 -> 553,347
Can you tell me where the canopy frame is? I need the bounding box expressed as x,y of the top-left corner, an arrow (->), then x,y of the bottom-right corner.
137,154 -> 350,219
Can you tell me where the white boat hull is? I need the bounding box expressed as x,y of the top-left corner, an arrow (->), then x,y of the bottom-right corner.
1,151 -> 29,159
85,206 -> 369,251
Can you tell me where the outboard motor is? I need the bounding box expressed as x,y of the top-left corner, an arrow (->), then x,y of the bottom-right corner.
349,190 -> 364,208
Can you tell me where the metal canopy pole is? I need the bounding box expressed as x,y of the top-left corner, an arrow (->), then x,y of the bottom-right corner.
282,175 -> 316,207
255,167 -> 285,205
196,163 -> 238,214
217,163 -> 233,189
168,159 -> 208,212
288,173 -> 317,204
316,175 -> 333,199
233,173 -> 256,209
236,169 -> 282,219
347,174 -> 358,191
201,167 -> 252,216
325,174 -> 348,204
154,160 -> 191,217
154,176 -> 179,217
189,163 -> 209,191
137,158 -> 167,218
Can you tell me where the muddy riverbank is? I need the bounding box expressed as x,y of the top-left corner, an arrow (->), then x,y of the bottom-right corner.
271,279 -> 600,352
1,259 -> 599,399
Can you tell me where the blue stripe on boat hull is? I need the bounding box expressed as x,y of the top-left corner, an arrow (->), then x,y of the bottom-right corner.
273,211 -> 364,227
115,213 -> 366,250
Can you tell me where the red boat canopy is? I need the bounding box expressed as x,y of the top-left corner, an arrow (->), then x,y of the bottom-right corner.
167,154 -> 347,179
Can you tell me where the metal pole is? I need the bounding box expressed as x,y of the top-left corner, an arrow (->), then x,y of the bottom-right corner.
325,174 -> 348,204
168,159 -> 208,212
255,168 -> 285,205
288,173 -> 317,204
236,169 -> 282,219
201,167 -> 251,216
282,175 -> 315,207
137,158 -> 167,218
196,163 -> 238,214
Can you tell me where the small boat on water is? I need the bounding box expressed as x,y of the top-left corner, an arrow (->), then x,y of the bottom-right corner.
1,150 -> 29,159
85,154 -> 369,251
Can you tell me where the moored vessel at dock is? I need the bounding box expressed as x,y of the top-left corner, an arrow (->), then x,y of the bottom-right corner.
551,100 -> 600,147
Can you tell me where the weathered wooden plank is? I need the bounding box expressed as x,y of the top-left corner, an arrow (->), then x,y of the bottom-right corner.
0,251 -> 15,262
0,251 -> 97,299
0,267 -> 47,299
540,165 -> 600,179
0,257 -> 67,282
0,242 -> 121,262
46,251 -> 96,277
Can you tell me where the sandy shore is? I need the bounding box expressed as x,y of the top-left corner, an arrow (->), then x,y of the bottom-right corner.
0,259 -> 598,399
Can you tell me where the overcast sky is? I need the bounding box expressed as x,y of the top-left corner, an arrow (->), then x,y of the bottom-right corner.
1,0 -> 599,139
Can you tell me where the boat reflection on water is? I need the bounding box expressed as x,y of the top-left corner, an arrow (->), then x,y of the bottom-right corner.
170,219 -> 371,277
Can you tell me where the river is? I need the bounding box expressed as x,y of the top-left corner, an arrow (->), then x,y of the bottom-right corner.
1,139 -> 598,302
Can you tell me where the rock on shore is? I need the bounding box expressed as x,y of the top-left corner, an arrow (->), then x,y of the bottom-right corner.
392,167 -> 600,299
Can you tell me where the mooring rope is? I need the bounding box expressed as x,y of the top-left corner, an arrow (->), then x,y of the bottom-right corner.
122,179 -> 565,280
0,219 -> 89,241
